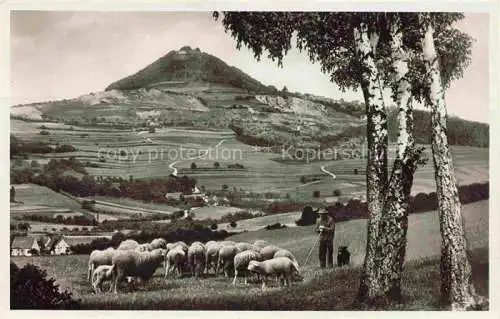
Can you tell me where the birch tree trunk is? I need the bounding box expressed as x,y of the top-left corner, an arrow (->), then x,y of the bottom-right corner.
421,20 -> 482,310
354,22 -> 389,303
371,18 -> 422,303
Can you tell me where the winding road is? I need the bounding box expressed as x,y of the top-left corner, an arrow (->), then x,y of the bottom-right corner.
169,139 -> 226,176
321,164 -> 337,179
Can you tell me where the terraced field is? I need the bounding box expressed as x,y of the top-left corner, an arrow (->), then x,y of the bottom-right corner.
12,120 -> 488,202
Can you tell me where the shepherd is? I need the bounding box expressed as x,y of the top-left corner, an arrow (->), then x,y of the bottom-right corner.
315,208 -> 336,269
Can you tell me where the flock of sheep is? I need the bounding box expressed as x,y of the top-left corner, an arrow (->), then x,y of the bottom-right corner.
88,238 -> 302,294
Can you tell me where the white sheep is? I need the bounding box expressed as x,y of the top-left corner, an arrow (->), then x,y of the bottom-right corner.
117,239 -> 140,251
188,242 -> 206,277
273,249 -> 300,285
87,247 -> 116,282
247,257 -> 300,289
169,241 -> 189,253
204,242 -> 222,274
216,245 -> 238,277
109,248 -> 166,293
260,245 -> 281,260
135,243 -> 154,252
232,250 -> 262,285
150,238 -> 167,249
273,249 -> 299,270
165,246 -> 186,278
91,265 -> 114,293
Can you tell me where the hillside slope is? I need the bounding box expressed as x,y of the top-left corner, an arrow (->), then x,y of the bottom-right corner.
106,46 -> 271,93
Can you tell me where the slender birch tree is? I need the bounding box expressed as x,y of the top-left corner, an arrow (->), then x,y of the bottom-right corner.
418,13 -> 484,310
370,13 -> 425,303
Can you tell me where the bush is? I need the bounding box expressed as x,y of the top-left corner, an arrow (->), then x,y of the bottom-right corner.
230,221 -> 237,228
54,144 -> 76,153
333,189 -> 342,197
10,262 -> 81,309
148,127 -> 156,133
210,223 -> 218,230
265,223 -> 286,230
227,163 -> 245,169
81,200 -> 95,211
312,190 -> 321,198
296,206 -> 319,226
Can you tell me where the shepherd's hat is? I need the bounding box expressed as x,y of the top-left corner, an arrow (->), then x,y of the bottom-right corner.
317,208 -> 329,214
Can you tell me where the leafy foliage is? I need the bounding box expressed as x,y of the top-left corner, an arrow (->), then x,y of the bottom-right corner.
10,262 -> 81,309
215,12 -> 472,100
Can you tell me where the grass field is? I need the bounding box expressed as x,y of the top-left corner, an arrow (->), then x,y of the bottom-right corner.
10,200 -> 488,310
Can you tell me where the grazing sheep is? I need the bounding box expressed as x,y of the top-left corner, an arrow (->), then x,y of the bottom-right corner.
337,246 -> 351,267
188,242 -> 206,277
117,239 -> 140,251
135,243 -> 154,252
170,241 -> 189,253
273,249 -> 299,270
205,242 -> 222,274
273,249 -> 301,285
217,245 -> 238,277
110,248 -> 166,293
247,257 -> 300,289
150,238 -> 167,250
87,247 -> 116,282
232,250 -> 262,285
260,245 -> 281,260
165,246 -> 186,278
253,240 -> 269,249
91,265 -> 114,293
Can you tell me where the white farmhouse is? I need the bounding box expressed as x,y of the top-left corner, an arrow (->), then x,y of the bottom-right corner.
51,237 -> 71,255
11,236 -> 45,256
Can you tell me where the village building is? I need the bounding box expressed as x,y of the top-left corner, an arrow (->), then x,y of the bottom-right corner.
45,235 -> 112,255
10,235 -> 48,256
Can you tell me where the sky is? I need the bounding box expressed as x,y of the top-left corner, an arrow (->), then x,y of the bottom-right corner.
10,11 -> 490,123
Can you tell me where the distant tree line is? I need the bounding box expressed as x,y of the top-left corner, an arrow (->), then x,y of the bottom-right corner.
10,135 -> 77,157
21,214 -> 98,226
296,182 -> 489,226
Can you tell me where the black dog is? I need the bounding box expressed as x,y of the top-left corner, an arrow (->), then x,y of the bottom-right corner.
337,246 -> 351,267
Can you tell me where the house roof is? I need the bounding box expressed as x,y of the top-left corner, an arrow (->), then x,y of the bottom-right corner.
46,235 -> 62,250
11,236 -> 34,249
